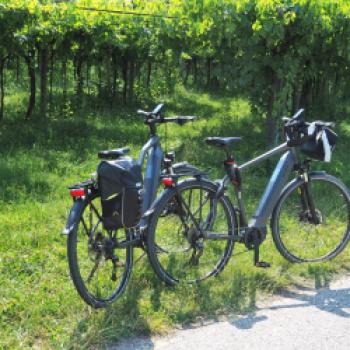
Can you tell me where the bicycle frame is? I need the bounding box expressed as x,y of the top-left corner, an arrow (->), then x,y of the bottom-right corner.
137,135 -> 163,226
224,142 -> 298,231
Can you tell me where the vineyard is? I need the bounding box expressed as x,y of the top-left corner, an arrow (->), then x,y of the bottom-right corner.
2,1 -> 350,349
1,0 -> 350,143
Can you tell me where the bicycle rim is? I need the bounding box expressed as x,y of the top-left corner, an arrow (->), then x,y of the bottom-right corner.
150,181 -> 234,284
274,175 -> 350,262
68,196 -> 132,307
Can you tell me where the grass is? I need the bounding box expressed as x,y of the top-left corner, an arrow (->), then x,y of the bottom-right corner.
1,86 -> 350,349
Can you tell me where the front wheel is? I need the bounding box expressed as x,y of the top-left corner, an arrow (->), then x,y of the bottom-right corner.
67,194 -> 133,308
147,179 -> 236,286
271,173 -> 350,263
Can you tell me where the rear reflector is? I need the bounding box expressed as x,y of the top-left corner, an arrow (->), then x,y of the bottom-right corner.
70,188 -> 85,198
162,177 -> 174,187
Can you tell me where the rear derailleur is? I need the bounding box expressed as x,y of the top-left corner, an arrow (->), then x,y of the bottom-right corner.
88,232 -> 124,282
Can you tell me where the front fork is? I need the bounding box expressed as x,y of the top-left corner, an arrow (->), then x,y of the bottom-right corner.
299,169 -> 320,225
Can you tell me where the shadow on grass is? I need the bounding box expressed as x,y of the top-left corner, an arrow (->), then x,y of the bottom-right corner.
66,266 -> 277,349
68,277 -> 153,349
0,159 -> 51,202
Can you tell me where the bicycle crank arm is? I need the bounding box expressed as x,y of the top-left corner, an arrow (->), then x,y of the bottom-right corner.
203,232 -> 239,241
115,236 -> 142,248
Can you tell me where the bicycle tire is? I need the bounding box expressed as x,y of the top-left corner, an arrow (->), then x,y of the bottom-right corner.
271,173 -> 350,263
147,178 -> 236,286
67,194 -> 133,308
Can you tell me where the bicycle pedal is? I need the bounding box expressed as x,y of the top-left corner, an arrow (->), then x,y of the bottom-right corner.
255,261 -> 271,268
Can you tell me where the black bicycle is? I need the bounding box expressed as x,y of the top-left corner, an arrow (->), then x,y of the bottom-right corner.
62,104 -> 204,308
146,109 -> 350,285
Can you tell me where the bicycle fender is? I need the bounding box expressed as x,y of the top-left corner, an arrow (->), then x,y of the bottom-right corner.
62,198 -> 86,235
309,170 -> 326,176
143,178 -> 219,226
141,187 -> 174,228
173,162 -> 209,178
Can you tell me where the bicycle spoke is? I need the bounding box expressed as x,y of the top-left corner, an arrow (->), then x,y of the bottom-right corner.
274,175 -> 350,262
68,195 -> 132,307
86,253 -> 102,283
150,181 -> 234,284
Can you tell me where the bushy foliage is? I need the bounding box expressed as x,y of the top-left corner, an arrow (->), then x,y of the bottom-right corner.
1,0 -> 350,140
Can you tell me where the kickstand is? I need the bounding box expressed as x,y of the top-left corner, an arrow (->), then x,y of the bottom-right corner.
253,237 -> 270,268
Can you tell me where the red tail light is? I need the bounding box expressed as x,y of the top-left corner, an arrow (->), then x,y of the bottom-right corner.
162,177 -> 174,187
70,188 -> 85,198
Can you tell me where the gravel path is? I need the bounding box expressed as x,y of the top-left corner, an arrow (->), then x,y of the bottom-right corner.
111,274 -> 350,350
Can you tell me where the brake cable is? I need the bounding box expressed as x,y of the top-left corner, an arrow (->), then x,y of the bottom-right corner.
165,122 -> 168,153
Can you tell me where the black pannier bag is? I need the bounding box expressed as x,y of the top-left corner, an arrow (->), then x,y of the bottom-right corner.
300,124 -> 337,162
97,157 -> 143,230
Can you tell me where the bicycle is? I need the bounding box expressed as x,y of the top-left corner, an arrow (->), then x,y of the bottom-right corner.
146,109 -> 350,286
62,104 -> 204,308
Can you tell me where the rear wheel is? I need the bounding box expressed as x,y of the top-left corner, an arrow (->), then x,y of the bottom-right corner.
147,179 -> 236,285
67,195 -> 132,308
271,173 -> 350,263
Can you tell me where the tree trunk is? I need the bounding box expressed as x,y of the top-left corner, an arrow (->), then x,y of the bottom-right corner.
98,61 -> 102,97
122,57 -> 128,105
86,62 -> 90,95
193,56 -> 198,84
49,48 -> 54,108
106,55 -> 112,101
24,51 -> 36,120
40,47 -> 48,118
111,53 -> 118,104
206,57 -> 211,86
62,58 -> 67,103
75,55 -> 84,101
128,58 -> 134,103
266,74 -> 281,148
146,59 -> 152,88
16,56 -> 20,83
0,57 -> 7,120
300,79 -> 313,112
184,60 -> 190,85
293,84 -> 302,111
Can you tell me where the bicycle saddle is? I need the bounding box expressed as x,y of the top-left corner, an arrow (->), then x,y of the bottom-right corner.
205,137 -> 242,148
98,147 -> 130,159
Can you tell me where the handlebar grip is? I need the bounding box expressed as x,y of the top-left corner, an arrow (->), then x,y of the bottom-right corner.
176,116 -> 197,125
292,108 -> 304,120
137,109 -> 150,117
282,109 -> 304,125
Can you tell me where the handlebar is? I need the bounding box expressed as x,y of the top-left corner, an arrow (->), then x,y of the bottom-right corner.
162,116 -> 196,125
137,104 -> 197,128
137,103 -> 165,118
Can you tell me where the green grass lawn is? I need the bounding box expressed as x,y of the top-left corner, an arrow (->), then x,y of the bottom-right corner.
1,87 -> 350,349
